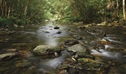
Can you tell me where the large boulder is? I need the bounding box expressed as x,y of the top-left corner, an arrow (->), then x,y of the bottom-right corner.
33,45 -> 61,55
67,44 -> 86,53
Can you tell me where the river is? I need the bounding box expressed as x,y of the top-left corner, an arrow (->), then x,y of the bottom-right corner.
0,21 -> 126,74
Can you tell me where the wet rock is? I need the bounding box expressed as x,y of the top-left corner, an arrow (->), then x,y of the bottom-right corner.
66,58 -> 76,64
74,53 -> 94,60
0,53 -> 17,60
44,30 -> 50,33
23,66 -> 36,74
18,50 -> 33,58
15,60 -> 31,68
33,45 -> 61,55
99,38 -> 112,45
78,26 -> 85,30
77,58 -> 108,71
67,44 -> 86,53
58,62 -> 69,69
61,50 -> 71,58
57,31 -> 62,34
64,39 -> 79,46
57,69 -> 68,74
97,21 -> 107,26
7,49 -> 17,52
54,26 -> 60,29
73,35 -> 83,40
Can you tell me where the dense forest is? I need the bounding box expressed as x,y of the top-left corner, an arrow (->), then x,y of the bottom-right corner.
0,0 -> 126,26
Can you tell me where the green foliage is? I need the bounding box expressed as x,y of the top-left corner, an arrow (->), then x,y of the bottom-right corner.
0,0 -> 47,27
0,16 -> 31,27
43,0 -> 106,23
66,0 -> 105,23
0,0 -> 122,26
0,17 -> 13,27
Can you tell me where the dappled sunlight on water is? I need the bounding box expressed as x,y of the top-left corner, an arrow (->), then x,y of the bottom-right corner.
45,37 -> 58,46
36,22 -> 67,46
42,56 -> 64,69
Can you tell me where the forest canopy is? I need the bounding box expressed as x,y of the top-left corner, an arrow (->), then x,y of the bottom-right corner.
0,0 -> 126,26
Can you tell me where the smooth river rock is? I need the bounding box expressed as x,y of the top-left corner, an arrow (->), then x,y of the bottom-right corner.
33,45 -> 61,55
0,52 -> 17,60
67,44 -> 86,53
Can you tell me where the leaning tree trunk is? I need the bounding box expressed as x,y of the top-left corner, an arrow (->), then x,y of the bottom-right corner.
123,0 -> 126,20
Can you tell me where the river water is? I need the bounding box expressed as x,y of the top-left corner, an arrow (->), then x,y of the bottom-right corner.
0,21 -> 126,74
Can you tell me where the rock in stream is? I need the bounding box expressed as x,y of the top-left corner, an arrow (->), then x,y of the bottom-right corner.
0,53 -> 17,60
33,45 -> 61,55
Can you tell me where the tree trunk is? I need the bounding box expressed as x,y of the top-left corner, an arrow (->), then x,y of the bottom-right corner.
123,0 -> 126,20
24,0 -> 29,16
0,0 -> 2,15
7,6 -> 11,18
1,0 -> 4,16
116,0 -> 119,17
5,0 -> 8,17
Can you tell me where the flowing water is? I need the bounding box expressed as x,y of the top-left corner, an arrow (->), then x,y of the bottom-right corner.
0,21 -> 126,74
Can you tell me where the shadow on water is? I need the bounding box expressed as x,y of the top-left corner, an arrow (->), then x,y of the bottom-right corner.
36,21 -> 67,46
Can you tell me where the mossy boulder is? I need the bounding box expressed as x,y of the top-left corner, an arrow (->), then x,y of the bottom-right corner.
33,45 -> 61,55
67,44 -> 86,53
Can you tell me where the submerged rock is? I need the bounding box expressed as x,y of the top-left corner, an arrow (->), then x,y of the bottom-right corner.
15,60 -> 31,68
44,56 -> 64,69
64,39 -> 79,46
33,45 -> 61,55
57,31 -> 62,34
18,50 -> 33,58
44,30 -> 50,33
54,26 -> 59,29
0,53 -> 17,60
